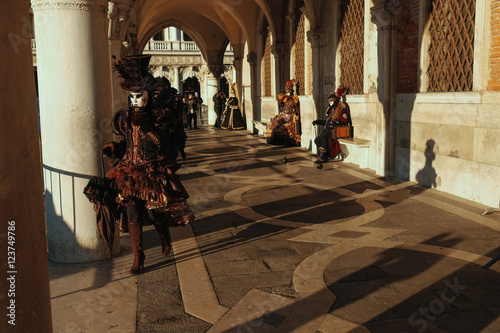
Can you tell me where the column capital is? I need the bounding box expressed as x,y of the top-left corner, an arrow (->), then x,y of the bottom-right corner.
207,64 -> 225,78
122,25 -> 138,56
108,0 -> 134,41
271,43 -> 284,56
246,52 -> 257,66
257,27 -> 269,40
307,29 -> 328,48
31,0 -> 108,12
370,0 -> 401,30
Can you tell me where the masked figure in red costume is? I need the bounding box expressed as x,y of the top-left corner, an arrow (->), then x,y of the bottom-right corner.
314,87 -> 349,164
266,79 -> 301,147
97,55 -> 194,274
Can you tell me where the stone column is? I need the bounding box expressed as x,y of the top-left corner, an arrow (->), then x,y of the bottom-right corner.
174,66 -> 180,90
307,29 -> 327,119
246,53 -> 257,129
32,0 -> 115,262
271,43 -> 285,95
370,0 -> 401,177
108,0 -> 134,113
207,65 -> 224,125
0,2 -> 53,332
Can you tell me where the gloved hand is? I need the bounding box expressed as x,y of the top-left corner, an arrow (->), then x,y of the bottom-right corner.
100,142 -> 115,158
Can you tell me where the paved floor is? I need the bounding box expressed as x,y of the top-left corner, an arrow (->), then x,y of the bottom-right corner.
49,124 -> 500,333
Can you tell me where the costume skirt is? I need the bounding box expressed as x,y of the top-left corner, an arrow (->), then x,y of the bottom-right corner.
221,107 -> 245,130
265,114 -> 301,147
106,158 -> 194,225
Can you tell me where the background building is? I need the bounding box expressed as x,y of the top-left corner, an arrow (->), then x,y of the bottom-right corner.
143,26 -> 235,103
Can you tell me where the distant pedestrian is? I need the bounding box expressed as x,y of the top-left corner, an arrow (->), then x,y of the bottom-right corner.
213,91 -> 226,128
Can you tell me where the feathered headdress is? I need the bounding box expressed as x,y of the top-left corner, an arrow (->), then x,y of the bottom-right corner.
328,86 -> 348,99
113,54 -> 158,91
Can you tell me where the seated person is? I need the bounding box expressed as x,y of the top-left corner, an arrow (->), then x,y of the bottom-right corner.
314,87 -> 349,164
266,79 -> 301,147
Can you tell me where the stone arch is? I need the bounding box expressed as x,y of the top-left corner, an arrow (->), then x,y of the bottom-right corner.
138,20 -> 209,63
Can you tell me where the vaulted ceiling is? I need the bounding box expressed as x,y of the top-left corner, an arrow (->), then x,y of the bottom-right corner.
134,0 -> 321,65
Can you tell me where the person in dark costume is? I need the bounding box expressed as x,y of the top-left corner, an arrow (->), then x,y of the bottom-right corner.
314,87 -> 350,164
266,79 -> 301,147
152,82 -> 184,161
173,93 -> 188,159
185,92 -> 198,129
99,55 -> 194,275
220,83 -> 245,130
213,90 -> 226,128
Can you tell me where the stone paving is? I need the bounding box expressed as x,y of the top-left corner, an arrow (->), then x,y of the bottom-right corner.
50,124 -> 500,333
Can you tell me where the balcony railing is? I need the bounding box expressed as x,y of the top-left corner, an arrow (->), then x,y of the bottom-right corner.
31,39 -> 233,54
144,40 -> 233,53
144,40 -> 199,51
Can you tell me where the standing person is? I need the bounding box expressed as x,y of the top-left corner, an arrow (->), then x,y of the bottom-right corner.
174,93 -> 188,159
313,87 -> 349,164
194,92 -> 204,124
266,79 -> 301,147
89,55 -> 195,275
213,90 -> 225,128
185,92 -> 197,129
220,83 -> 245,130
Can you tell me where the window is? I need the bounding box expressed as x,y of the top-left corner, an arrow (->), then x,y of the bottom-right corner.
339,0 -> 364,94
427,0 -> 475,92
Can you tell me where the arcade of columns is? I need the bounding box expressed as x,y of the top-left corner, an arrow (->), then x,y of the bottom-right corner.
2,1 -> 499,330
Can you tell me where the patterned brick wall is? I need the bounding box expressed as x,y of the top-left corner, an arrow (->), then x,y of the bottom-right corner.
489,0 -> 500,90
397,0 -> 419,93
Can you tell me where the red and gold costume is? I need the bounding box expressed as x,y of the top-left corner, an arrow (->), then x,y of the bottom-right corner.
84,55 -> 194,275
105,107 -> 193,225
266,80 -> 301,147
314,87 -> 349,163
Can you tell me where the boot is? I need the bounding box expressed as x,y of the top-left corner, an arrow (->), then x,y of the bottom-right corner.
152,212 -> 172,256
314,147 -> 328,164
128,222 -> 145,274
154,223 -> 172,256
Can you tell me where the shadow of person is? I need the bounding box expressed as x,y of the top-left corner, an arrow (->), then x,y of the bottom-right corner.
416,139 -> 437,188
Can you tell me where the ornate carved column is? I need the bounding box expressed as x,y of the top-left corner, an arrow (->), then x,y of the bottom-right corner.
109,0 -> 134,113
32,0 -> 115,262
207,64 -> 225,79
1,2 -> 52,331
307,29 -> 328,119
370,0 -> 401,176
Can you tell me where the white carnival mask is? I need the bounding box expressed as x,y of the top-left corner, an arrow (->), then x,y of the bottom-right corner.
130,91 -> 148,108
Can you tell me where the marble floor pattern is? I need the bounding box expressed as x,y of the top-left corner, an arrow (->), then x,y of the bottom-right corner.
50,124 -> 500,333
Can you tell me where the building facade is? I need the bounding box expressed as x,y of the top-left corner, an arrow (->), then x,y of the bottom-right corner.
142,26 -> 235,103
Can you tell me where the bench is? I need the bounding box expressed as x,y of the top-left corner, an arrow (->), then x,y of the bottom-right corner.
252,120 -> 269,135
338,137 -> 371,168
